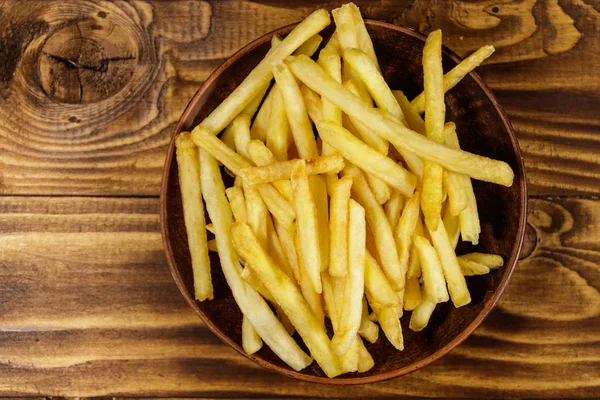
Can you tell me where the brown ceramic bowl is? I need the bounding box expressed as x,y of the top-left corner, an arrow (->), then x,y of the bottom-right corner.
160,20 -> 528,384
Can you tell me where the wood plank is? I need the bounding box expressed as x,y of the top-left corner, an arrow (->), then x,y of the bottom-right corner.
0,196 -> 597,397
0,0 -> 597,196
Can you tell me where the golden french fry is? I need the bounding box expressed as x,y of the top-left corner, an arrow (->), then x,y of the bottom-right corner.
373,305 -> 404,351
225,187 -> 247,224
255,183 -> 296,230
348,2 -> 380,71
395,192 -> 421,280
232,114 -> 252,161
192,126 -> 252,175
409,300 -> 436,332
297,238 -> 325,326
246,140 -> 293,201
358,297 -> 379,344
393,90 -> 425,134
364,251 -> 400,307
328,175 -> 353,277
243,181 -> 268,249
366,173 -> 391,205
457,258 -> 490,276
332,199 -> 366,356
199,149 -> 311,371
273,62 -> 319,159
444,168 -> 468,216
309,175 -> 330,272
267,216 -> 296,282
318,41 -> 343,124
459,253 -> 504,269
197,9 -> 330,135
300,84 -> 323,125
291,160 -> 322,293
318,121 -> 416,196
428,221 -> 471,307
240,155 -> 344,185
411,45 -> 495,114
241,265 -> 275,304
294,34 -> 323,57
356,335 -> 375,373
403,277 -> 422,311
343,81 -> 389,154
287,55 -> 514,187
277,305 -> 296,335
274,221 -> 301,283
242,316 -> 263,354
384,190 -> 404,231
220,123 -> 236,150
207,239 -> 218,252
413,235 -> 449,304
340,336 -> 360,373
406,216 -> 424,279
250,87 -> 273,141
421,161 -> 444,231
266,85 -> 289,162
321,272 -> 339,327
443,204 -> 461,250
442,123 -> 480,244
343,165 -> 404,290
231,222 -> 342,377
175,133 -> 213,301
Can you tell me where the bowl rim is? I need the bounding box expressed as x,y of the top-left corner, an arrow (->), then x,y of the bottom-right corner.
160,19 -> 528,385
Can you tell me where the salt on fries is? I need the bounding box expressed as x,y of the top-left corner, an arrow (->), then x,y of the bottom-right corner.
176,2 -> 510,377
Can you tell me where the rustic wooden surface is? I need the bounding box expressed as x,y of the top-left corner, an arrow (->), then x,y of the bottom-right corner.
0,0 -> 598,398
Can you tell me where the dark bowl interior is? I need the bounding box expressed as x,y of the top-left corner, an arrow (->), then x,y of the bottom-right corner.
160,20 -> 528,384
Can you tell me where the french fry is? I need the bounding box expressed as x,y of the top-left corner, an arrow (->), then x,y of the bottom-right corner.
287,55 -> 514,187
241,264 -> 276,304
358,296 -> 379,344
348,2 -> 380,71
421,161 -> 444,231
175,133 -> 213,301
309,175 -> 330,272
199,148 -> 311,371
266,85 -> 289,162
197,9 -> 330,135
373,305 -> 404,351
413,235 -> 449,304
366,173 -> 391,205
225,186 -> 248,223
443,124 -> 481,244
393,90 -> 425,134
300,84 -> 323,124
240,155 -> 344,184
244,181 -> 268,249
395,192 -> 421,281
220,123 -> 236,150
428,221 -> 471,307
192,127 -> 252,175
242,316 -> 263,354
384,190 -> 404,231
364,251 -> 400,307
407,216 -> 424,279
273,62 -> 319,159
274,221 -> 301,283
459,253 -> 504,269
294,34 -> 323,57
329,175 -> 353,277
409,300 -> 436,332
277,306 -> 296,335
318,121 -> 416,196
297,236 -> 325,326
232,114 -> 253,161
443,204 -> 461,250
250,87 -> 273,141
356,336 -> 375,373
321,272 -> 338,327
332,199 -> 366,356
231,222 -> 342,377
343,165 -> 404,291
267,216 -> 296,282
341,336 -> 360,373
291,160 -> 322,293
403,277 -> 422,311
444,168 -> 467,216
411,45 -> 495,114
255,183 -> 296,230
246,140 -> 293,201
458,258 -> 490,276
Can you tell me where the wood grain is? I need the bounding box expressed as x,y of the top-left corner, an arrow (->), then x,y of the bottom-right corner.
0,0 -> 598,196
0,196 -> 596,397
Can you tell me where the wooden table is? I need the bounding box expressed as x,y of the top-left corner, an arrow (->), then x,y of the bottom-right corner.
0,0 -> 598,397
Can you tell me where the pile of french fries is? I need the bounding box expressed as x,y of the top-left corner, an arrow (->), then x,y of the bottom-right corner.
175,3 -> 511,377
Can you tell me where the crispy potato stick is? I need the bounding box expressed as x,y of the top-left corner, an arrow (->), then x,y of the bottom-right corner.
296,247 -> 325,324
328,175 -> 353,277
197,9 -> 330,135
318,121 -> 416,196
343,48 -> 405,123
348,2 -> 380,71
225,187 -> 248,224
343,165 -> 404,290
207,239 -> 218,252
403,277 -> 422,311
458,258 -> 490,276
413,235 -> 449,304
220,123 -> 236,150
242,316 -> 263,354
246,140 -> 293,201
273,62 -> 319,159
199,149 -> 311,370
374,305 -> 404,351
356,336 -> 375,373
241,264 -> 276,303
333,199 -> 366,356
242,35 -> 283,117
231,222 -> 342,377
294,34 -> 323,57
274,221 -> 301,283
358,297 -> 379,343
343,81 -> 389,154
300,84 -> 323,125
460,253 -> 504,269
428,221 -> 471,307
291,160 -> 322,293
193,127 -> 252,175
364,251 -> 400,307
341,336 -> 360,373
321,272 -> 338,327
266,85 -> 289,162
175,133 -> 213,301
407,216 -> 424,278
254,183 -> 296,230
309,175 -> 330,272
421,161 -> 444,231
393,90 -> 425,134
244,182 -> 268,249
250,87 -> 273,141
395,192 -> 421,280
267,216 -> 296,282
232,114 -> 252,161
442,125 -> 481,244
443,205 -> 461,250
409,300 -> 436,332
287,55 -> 514,187
384,190 -> 404,231
366,173 -> 391,205
411,45 -> 495,114
444,168 -> 467,216
240,155 -> 344,185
